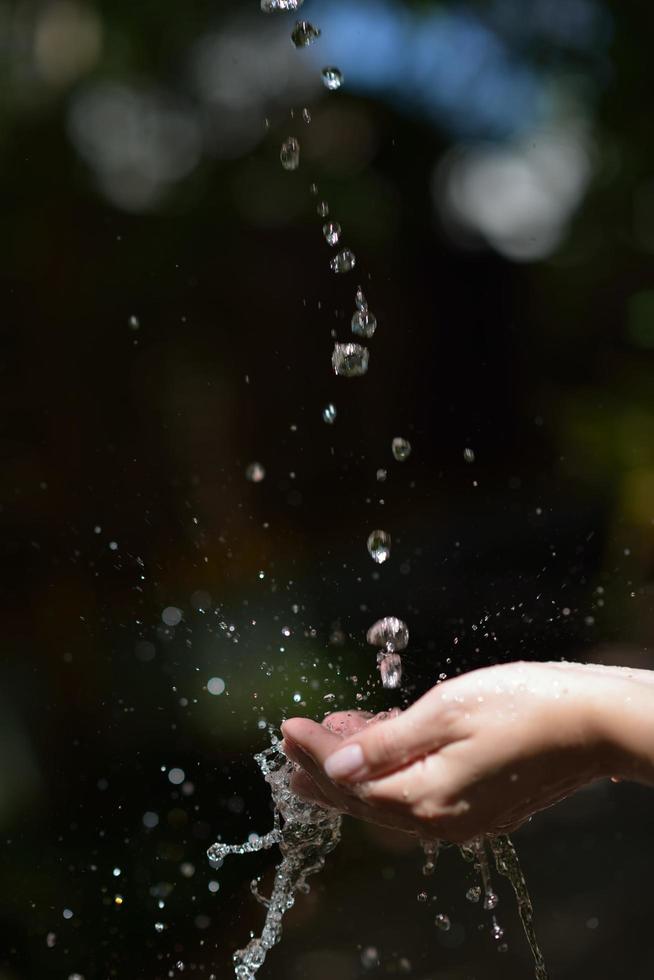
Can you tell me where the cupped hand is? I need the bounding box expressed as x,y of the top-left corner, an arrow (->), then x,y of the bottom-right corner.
282,661 -> 637,842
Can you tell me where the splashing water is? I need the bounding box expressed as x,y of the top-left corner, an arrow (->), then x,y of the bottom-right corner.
210,738 -> 547,980
322,403 -> 337,424
207,736 -> 342,980
490,836 -> 548,980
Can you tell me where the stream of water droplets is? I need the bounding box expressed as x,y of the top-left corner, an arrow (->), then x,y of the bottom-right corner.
208,3 -> 550,978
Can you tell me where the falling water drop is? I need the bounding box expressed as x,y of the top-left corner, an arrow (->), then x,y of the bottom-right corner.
355,286 -> 367,310
323,222 -> 341,246
291,20 -> 321,47
317,201 -> 329,217
463,447 -> 475,463
466,886 -> 482,903
367,617 -> 409,688
351,309 -> 377,338
321,67 -> 344,90
322,403 -> 337,424
392,437 -> 412,461
246,462 -> 266,483
378,652 -> 402,688
280,137 -> 300,171
367,617 -> 409,651
301,107 -> 311,124
330,249 -> 356,274
367,529 -> 391,564
332,343 -> 369,378
376,468 -> 387,482
435,913 -> 451,932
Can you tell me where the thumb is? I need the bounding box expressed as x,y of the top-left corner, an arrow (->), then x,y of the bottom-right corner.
323,698 -> 449,784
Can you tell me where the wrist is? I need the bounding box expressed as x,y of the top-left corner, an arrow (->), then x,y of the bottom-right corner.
589,677 -> 654,784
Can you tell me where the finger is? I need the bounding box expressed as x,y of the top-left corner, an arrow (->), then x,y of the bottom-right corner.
282,718 -> 344,766
284,733 -> 421,834
320,692 -> 460,784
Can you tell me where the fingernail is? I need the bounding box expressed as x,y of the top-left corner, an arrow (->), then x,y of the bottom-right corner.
324,743 -> 365,781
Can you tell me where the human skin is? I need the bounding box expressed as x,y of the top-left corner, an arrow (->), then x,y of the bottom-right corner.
281,661 -> 654,843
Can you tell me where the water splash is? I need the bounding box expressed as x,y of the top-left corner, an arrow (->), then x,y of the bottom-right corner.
490,836 -> 548,980
207,737 -> 341,980
211,743 -> 548,980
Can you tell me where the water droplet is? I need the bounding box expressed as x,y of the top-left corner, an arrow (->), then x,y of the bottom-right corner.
246,462 -> 266,483
322,403 -> 337,424
367,616 -> 409,651
484,891 -> 499,911
317,201 -> 329,217
376,468 -> 387,482
492,922 -> 505,941
321,67 -> 344,90
435,913 -> 451,932
379,652 -> 402,688
466,886 -> 481,903
332,342 -> 369,378
291,20 -> 321,47
280,137 -> 300,171
417,891 -> 429,903
261,0 -> 303,11
392,437 -> 411,461
361,947 -> 379,969
355,286 -> 367,310
330,248 -> 356,274
128,315 -> 140,330
351,309 -> 377,338
463,447 -> 475,463
208,677 -> 226,696
302,107 -> 311,124
367,529 -> 391,564
323,222 -> 341,246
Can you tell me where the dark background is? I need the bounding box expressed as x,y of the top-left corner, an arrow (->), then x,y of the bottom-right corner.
2,0 -> 654,977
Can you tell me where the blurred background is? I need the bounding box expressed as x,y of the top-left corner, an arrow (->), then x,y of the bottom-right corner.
2,0 -> 654,976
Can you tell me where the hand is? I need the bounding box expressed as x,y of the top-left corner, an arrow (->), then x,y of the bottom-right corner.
281,661 -> 644,842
